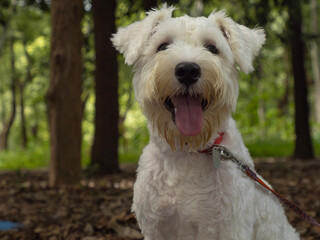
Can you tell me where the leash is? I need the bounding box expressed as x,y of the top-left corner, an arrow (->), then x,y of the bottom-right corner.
200,143 -> 320,229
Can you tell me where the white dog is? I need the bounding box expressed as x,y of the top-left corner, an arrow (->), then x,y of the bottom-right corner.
112,5 -> 300,240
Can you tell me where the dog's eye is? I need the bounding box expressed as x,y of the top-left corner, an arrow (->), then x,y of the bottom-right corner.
205,44 -> 219,54
157,43 -> 169,52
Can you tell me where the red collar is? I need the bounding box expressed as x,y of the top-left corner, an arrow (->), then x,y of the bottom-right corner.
199,132 -> 224,154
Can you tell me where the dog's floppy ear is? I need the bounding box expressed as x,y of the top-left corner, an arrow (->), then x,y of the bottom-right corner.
111,5 -> 175,65
209,10 -> 265,74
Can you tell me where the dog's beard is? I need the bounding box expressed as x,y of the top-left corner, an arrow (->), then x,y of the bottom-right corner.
140,60 -> 235,151
144,100 -> 229,150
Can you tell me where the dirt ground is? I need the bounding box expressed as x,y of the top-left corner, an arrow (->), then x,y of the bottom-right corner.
0,158 -> 319,240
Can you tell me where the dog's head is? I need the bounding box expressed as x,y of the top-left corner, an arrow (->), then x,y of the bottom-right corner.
112,5 -> 265,150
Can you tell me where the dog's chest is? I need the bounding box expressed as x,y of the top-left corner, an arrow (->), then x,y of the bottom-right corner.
159,160 -> 236,214
134,150 -> 256,239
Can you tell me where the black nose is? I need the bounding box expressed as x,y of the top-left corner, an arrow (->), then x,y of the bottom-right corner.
175,62 -> 201,87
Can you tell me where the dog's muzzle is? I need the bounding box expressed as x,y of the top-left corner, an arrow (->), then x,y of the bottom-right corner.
161,62 -> 210,137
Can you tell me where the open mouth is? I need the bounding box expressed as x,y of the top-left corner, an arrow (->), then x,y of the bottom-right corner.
164,95 -> 209,136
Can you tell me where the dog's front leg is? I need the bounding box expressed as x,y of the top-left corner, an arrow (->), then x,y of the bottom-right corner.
155,209 -> 180,240
253,191 -> 300,239
133,193 -> 182,239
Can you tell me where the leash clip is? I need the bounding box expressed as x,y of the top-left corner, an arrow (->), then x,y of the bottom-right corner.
211,146 -> 230,159
211,145 -> 234,169
213,145 -> 246,172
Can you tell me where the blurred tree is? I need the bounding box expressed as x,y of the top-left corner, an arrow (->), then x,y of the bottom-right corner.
0,36 -> 17,151
310,0 -> 320,123
286,0 -> 314,159
91,0 -> 119,173
0,0 -> 13,55
47,0 -> 83,185
0,0 -> 17,151
18,41 -> 33,149
192,0 -> 203,16
278,52 -> 291,116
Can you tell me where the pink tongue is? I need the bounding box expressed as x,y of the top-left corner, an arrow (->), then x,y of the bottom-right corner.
172,95 -> 204,136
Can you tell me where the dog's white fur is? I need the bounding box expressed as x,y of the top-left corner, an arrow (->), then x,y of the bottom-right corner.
112,5 -> 299,240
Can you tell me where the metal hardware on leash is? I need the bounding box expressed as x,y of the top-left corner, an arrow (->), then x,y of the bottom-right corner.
212,145 -> 245,171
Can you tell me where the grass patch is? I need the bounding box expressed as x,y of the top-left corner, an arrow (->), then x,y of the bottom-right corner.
246,138 -> 320,158
246,138 -> 294,157
0,143 -> 49,170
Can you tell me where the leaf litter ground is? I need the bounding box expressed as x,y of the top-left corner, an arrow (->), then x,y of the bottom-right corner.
0,159 -> 319,240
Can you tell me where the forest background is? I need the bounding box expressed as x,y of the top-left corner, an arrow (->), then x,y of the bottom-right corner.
0,0 -> 320,179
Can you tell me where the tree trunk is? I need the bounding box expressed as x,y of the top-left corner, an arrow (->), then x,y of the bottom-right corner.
19,42 -> 32,149
310,0 -> 320,123
287,0 -> 314,159
91,0 -> 119,174
0,36 -> 16,151
0,83 -> 5,126
278,51 -> 290,116
0,24 -> 8,56
0,0 -> 17,55
192,0 -> 203,17
47,0 -> 83,186
19,83 -> 27,149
